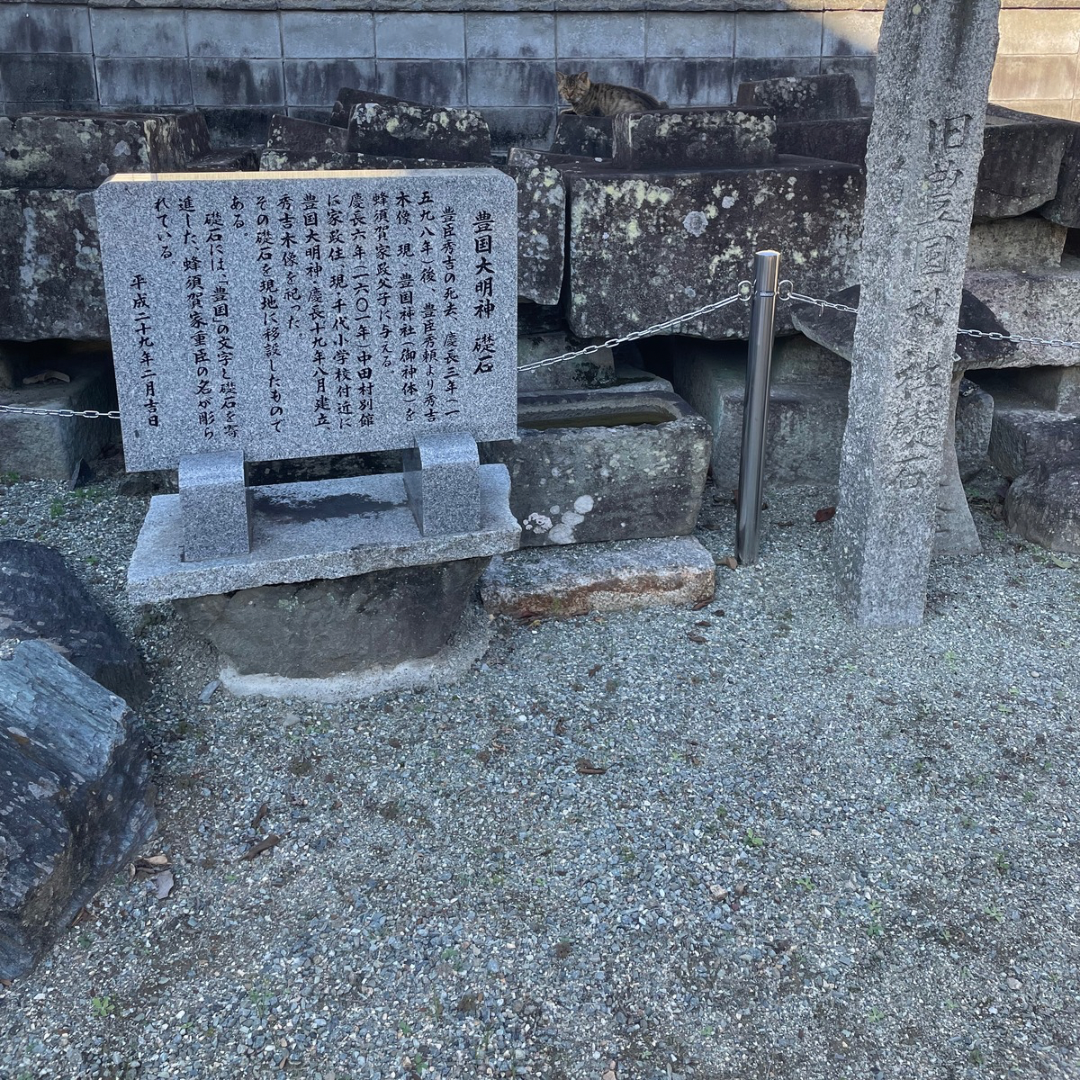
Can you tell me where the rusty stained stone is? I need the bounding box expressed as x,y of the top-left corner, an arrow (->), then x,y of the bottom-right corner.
565,159 -> 863,341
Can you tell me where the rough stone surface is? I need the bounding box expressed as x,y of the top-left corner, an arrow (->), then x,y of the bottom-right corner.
499,162 -> 565,307
735,74 -> 862,120
0,361 -> 119,481
0,639 -> 156,979
1010,364 -> 1080,413
480,536 -> 716,618
259,149 -> 473,172
611,110 -> 775,171
480,388 -> 710,548
550,112 -> 613,158
127,467 -> 519,605
565,158 -> 863,340
329,87 -> 419,129
775,117 -> 870,166
1005,461 -> 1080,552
955,382 -> 995,480
966,216 -> 1067,271
178,451 -> 252,562
1040,124 -> 1080,229
0,188 -> 107,340
402,433 -> 481,536
95,171 -> 518,470
0,112 -> 210,191
516,331 -> 616,394
186,147 -> 260,173
265,114 -> 349,156
347,101 -> 491,164
175,557 -> 490,678
988,407 -> 1080,480
832,0 -> 1000,626
0,539 -> 149,707
976,109 -> 1074,220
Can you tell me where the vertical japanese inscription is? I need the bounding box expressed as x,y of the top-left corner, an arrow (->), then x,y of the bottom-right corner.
254,194 -> 285,434
472,209 -> 496,380
348,192 -> 376,429
128,273 -> 160,428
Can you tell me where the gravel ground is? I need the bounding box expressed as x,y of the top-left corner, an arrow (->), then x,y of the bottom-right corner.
0,465 -> 1078,1080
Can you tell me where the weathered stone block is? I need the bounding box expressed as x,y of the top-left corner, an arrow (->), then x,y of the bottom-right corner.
1040,125 -> 1080,228
500,162 -> 565,307
551,112 -> 613,158
0,188 -> 106,339
1006,461 -> 1080,552
480,536 -> 716,618
178,452 -> 253,562
347,101 -> 491,163
402,434 -> 481,536
265,114 -> 349,156
329,86 -> 420,127
966,216 -> 1067,270
735,74 -> 862,119
480,388 -> 710,547
775,117 -> 870,165
259,149 -> 472,172
565,159 -> 863,340
0,111 -> 210,190
0,640 -> 156,979
989,407 -> 1080,479
612,109 -> 776,170
516,331 -> 615,393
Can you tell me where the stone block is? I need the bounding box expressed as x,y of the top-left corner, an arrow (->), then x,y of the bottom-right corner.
187,147 -> 261,173
403,433 -> 481,536
466,60 -> 555,107
734,12 -> 825,60
0,640 -> 156,980
95,57 -> 194,109
955,382 -> 995,479
375,13 -> 466,59
612,109 -> 776,170
516,331 -> 615,393
347,100 -> 491,163
998,8 -> 1080,54
265,114 -> 349,155
0,360 -> 119,480
645,60 -> 734,109
501,162 -> 565,307
733,58 -> 823,91
820,57 -> 877,106
127,468 -> 519,605
259,148 -> 472,172
1,55 -> 98,106
976,109 -> 1073,219
1012,365 -> 1080,412
281,12 -> 376,59
186,10 -> 282,59
190,59 -> 285,108
551,112 -> 613,157
199,108 -> 275,149
989,55 -> 1076,103
775,117 -> 870,165
178,451 -> 253,562
480,107 -> 556,152
565,158 -> 863,340
176,557 -> 490,680
1005,462 -> 1080,552
646,13 -> 736,58
989,406 -> 1080,479
465,14 -> 555,59
966,216 -> 1067,270
329,87 -> 419,128
480,536 -> 716,618
284,61 -> 377,108
555,13 -> 647,58
0,189 -> 106,339
480,388 -> 710,547
735,73 -> 862,119
0,112 -> 210,190
89,8 -> 187,58
1040,126 -> 1080,229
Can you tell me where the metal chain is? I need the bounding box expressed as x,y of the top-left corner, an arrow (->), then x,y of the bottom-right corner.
518,282 -> 752,372
0,403 -> 121,419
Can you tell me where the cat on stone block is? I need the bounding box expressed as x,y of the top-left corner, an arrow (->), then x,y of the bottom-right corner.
556,70 -> 665,116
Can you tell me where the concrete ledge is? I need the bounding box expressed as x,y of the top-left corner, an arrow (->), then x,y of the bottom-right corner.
128,465 -> 520,604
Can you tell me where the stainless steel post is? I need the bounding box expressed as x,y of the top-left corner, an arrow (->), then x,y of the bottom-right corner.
735,250 -> 780,565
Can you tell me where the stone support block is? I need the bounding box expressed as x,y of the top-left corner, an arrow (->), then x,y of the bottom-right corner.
403,434 -> 482,537
1005,462 -> 1080,553
735,73 -> 862,119
178,451 -> 253,562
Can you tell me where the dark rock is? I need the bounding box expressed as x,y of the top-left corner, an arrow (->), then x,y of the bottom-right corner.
0,111 -> 210,190
500,163 -> 565,307
186,147 -> 260,173
1006,461 -> 1080,552
0,188 -> 105,339
989,408 -> 1080,479
329,86 -> 420,128
976,108 -> 1073,220
347,101 -> 491,164
265,114 -> 349,156
175,558 -> 489,678
551,113 -> 613,158
259,148 -> 473,173
565,158 -> 863,340
481,388 -> 710,547
791,284 -> 1017,369
735,74 -> 862,120
775,117 -> 870,165
0,639 -> 156,979
0,540 -> 149,707
1041,124 -> 1080,228
612,109 -> 776,170
966,217 -> 1067,271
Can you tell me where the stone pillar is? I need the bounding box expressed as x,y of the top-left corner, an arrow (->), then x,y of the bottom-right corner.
834,0 -> 1000,627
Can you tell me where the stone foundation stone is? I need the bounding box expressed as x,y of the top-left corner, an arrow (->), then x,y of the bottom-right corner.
347,101 -> 491,163
735,74 -> 862,120
1006,462 -> 1080,553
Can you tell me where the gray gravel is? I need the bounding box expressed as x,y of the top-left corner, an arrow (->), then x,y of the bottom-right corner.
1,465 -> 1078,1080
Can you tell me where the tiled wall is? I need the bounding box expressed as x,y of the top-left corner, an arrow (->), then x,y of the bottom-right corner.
0,3 -> 1077,147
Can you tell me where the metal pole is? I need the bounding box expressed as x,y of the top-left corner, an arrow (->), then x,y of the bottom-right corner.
736,250 -> 780,565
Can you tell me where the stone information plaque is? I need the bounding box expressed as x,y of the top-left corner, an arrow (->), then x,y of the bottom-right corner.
95,170 -> 518,471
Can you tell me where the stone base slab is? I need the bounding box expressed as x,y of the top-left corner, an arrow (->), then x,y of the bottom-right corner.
480,536 -> 716,618
127,465 -> 519,604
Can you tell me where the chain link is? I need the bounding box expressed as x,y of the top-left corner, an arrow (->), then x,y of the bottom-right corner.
518,283 -> 752,372
0,403 -> 121,419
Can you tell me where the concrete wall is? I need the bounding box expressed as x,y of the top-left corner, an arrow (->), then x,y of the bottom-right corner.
0,2 -> 1077,148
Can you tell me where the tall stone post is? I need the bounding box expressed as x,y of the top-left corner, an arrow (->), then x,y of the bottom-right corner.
834,0 -> 1001,627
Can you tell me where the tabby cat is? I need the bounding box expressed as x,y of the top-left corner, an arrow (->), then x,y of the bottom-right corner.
555,70 -> 665,116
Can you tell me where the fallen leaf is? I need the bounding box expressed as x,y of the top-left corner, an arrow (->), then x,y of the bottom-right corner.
734,882 -> 749,897
712,608 -> 726,617
691,597 -> 712,611
587,664 -> 602,677
388,737 -> 403,749
575,759 -> 607,776
687,632 -> 708,644
776,520 -> 795,528
240,834 -> 281,861
153,870 -> 175,899
814,506 -> 837,523
1051,556 -> 1072,569
251,802 -> 269,830
720,556 -> 738,571
22,369 -> 71,385
694,620 -> 712,628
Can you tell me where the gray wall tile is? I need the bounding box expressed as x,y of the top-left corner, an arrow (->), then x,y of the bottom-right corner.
282,12 -> 374,60
96,57 -> 192,107
466,14 -> 555,59
191,58 -> 284,107
821,56 -> 877,103
25,4 -> 92,54
199,107 -> 274,149
186,10 -> 281,59
90,9 -> 187,59
822,11 -> 882,58
1,54 -> 96,103
733,57 -> 822,89
645,59 -> 733,107
375,14 -> 465,60
480,106 -> 555,151
468,60 -> 555,107
0,5 -> 29,54
557,14 -> 646,59
376,60 -> 466,107
647,13 -> 734,59
285,59 -> 377,106
735,12 -> 823,59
